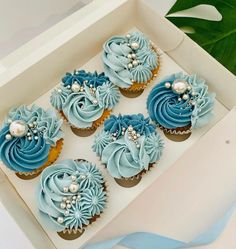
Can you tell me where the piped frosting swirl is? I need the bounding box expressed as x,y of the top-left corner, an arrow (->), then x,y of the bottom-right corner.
0,105 -> 63,172
147,72 -> 215,129
93,114 -> 164,178
103,31 -> 159,88
50,70 -> 120,128
37,159 -> 106,232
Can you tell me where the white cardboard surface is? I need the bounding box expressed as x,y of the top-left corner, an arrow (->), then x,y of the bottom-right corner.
0,45 -> 228,249
88,108 -> 236,249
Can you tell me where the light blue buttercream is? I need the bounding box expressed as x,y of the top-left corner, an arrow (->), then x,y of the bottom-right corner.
103,31 -> 159,88
51,70 -> 120,128
37,159 -> 106,231
0,105 -> 63,172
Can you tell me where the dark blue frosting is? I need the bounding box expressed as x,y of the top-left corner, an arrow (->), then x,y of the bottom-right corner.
147,72 -> 215,129
104,114 -> 156,138
0,125 -> 50,172
62,70 -> 109,88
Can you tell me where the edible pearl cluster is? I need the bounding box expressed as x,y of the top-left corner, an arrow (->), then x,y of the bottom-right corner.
57,174 -> 81,224
110,126 -> 141,148
127,125 -> 141,148
58,77 -> 99,105
5,119 -> 41,141
126,34 -> 140,70
165,79 -> 197,105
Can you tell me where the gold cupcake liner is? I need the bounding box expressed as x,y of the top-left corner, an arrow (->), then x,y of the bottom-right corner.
57,159 -> 109,240
159,125 -> 192,142
59,109 -> 111,137
15,138 -> 64,180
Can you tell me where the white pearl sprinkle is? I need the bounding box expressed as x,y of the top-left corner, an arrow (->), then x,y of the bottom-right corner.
72,196 -> 77,200
136,144 -> 140,148
128,63 -> 133,69
131,53 -> 136,59
131,42 -> 139,50
128,126 -> 133,131
57,217 -> 64,224
64,210 -> 69,216
93,99 -> 98,104
62,197 -> 67,201
57,88 -> 62,93
71,175 -> 76,181
33,121 -> 37,126
132,60 -> 138,66
69,183 -> 79,193
66,200 -> 71,204
127,54 -> 132,59
63,187 -> 69,193
67,204 -> 72,209
137,133 -> 140,138
5,134 -> 12,140
178,98 -> 182,101
34,136 -> 39,140
165,82 -> 171,88
72,200 -> 76,204
60,202 -> 66,209
29,123 -> 33,128
131,130 -> 136,135
182,94 -> 189,100
126,34 -> 131,38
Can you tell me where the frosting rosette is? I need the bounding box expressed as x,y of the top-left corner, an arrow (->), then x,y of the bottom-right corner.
0,105 -> 63,173
37,159 -> 107,233
102,31 -> 159,88
147,72 -> 215,130
93,114 -> 164,179
50,70 -> 120,129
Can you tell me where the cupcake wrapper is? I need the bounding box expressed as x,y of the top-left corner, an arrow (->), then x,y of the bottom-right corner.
16,138 -> 64,180
158,124 -> 192,135
57,159 -> 109,240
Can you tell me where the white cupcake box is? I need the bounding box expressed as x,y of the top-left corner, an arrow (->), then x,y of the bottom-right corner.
0,1 -> 235,249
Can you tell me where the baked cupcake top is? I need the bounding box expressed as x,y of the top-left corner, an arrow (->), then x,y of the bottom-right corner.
93,114 -> 164,179
0,105 -> 63,172
103,31 -> 159,88
50,70 -> 120,128
37,159 -> 106,232
147,72 -> 215,130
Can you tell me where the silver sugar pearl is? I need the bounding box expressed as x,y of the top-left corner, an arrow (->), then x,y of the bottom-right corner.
128,126 -> 133,131
64,210 -> 69,216
28,123 -> 33,128
62,197 -> 67,201
57,88 -> 62,93
131,130 -> 136,135
66,200 -> 71,204
137,133 -> 140,138
5,134 -> 12,140
128,63 -> 133,69
34,136 -> 39,140
126,34 -> 131,38
69,183 -> 79,193
72,196 -> 77,200
9,120 -> 28,137
63,187 -> 69,193
172,80 -> 188,94
71,83 -> 81,92
67,204 -> 72,209
60,202 -> 66,209
136,144 -> 140,148
57,217 -> 64,224
178,98 -> 182,101
132,60 -> 138,66
127,54 -> 132,59
182,94 -> 189,100
71,175 -> 76,181
72,200 -> 76,204
131,53 -> 136,59
33,121 -> 37,126
131,42 -> 139,50
93,99 -> 98,104
165,82 -> 171,88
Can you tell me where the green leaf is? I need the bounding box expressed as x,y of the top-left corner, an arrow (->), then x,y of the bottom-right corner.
167,0 -> 236,75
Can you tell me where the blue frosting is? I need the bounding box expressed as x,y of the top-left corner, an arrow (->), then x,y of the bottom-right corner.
51,70 -> 120,128
0,105 -> 63,172
102,31 -> 159,88
147,72 -> 215,129
37,159 -> 106,232
104,114 -> 156,138
93,114 -> 164,178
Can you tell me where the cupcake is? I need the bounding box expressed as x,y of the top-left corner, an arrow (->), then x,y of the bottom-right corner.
50,70 -> 120,136
103,31 -> 160,98
147,72 -> 215,141
93,114 -> 164,187
37,159 -> 107,240
0,105 -> 64,179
